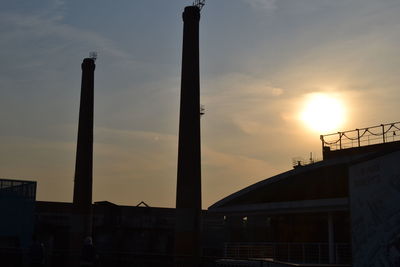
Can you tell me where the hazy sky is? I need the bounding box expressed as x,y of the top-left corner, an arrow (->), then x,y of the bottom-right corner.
1,0 -> 400,208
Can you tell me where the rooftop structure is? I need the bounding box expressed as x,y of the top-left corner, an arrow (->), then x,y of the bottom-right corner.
0,178 -> 36,200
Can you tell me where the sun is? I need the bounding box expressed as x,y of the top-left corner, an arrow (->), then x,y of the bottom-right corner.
300,93 -> 346,134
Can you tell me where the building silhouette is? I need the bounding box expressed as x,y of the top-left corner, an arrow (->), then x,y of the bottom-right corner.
3,122 -> 400,266
212,122 -> 400,266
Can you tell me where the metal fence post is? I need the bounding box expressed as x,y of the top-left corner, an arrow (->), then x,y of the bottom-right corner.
382,124 -> 386,143
318,243 -> 321,264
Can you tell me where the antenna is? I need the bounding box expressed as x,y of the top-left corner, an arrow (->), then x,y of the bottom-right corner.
89,51 -> 98,61
193,0 -> 205,10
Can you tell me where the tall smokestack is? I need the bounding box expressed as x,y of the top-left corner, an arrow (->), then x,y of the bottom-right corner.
71,57 -> 95,261
174,6 -> 202,267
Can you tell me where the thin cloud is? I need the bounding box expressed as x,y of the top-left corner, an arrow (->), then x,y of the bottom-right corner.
0,12 -> 130,60
241,0 -> 277,10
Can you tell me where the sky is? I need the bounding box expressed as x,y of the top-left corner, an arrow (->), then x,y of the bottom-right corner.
1,0 -> 400,208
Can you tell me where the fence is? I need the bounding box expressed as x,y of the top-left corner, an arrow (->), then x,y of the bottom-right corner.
0,247 -> 218,267
0,243 -> 352,266
215,259 -> 351,267
224,242 -> 351,264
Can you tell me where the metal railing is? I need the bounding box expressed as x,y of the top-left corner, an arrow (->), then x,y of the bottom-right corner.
216,258 -> 351,267
0,247 -> 220,267
321,121 -> 400,151
224,242 -> 351,264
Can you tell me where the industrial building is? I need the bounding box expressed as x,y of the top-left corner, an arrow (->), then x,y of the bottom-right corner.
0,196 -> 224,266
32,200 -> 223,266
210,121 -> 400,266
2,122 -> 400,267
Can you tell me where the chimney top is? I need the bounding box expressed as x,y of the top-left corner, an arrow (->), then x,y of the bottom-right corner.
183,6 -> 200,21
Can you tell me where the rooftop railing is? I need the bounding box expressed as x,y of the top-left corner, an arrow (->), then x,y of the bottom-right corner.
320,121 -> 400,151
0,178 -> 36,200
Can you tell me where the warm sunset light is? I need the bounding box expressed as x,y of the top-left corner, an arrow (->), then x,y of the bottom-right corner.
300,93 -> 346,134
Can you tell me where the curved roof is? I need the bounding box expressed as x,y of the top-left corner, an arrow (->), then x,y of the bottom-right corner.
209,154 -> 364,211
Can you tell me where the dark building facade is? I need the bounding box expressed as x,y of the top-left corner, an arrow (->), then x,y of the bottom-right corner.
209,157 -> 352,264
0,179 -> 36,266
32,201 -> 224,267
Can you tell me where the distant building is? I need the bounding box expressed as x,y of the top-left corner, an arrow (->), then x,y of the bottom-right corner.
0,178 -> 36,248
0,179 -> 36,266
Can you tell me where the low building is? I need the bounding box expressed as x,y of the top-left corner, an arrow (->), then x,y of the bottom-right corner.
0,178 -> 36,248
33,200 -> 224,266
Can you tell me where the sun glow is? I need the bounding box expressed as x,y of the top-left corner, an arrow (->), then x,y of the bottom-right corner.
300,93 -> 346,134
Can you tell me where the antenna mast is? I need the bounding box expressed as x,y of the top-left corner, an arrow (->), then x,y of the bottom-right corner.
193,0 -> 205,10
89,51 -> 97,61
